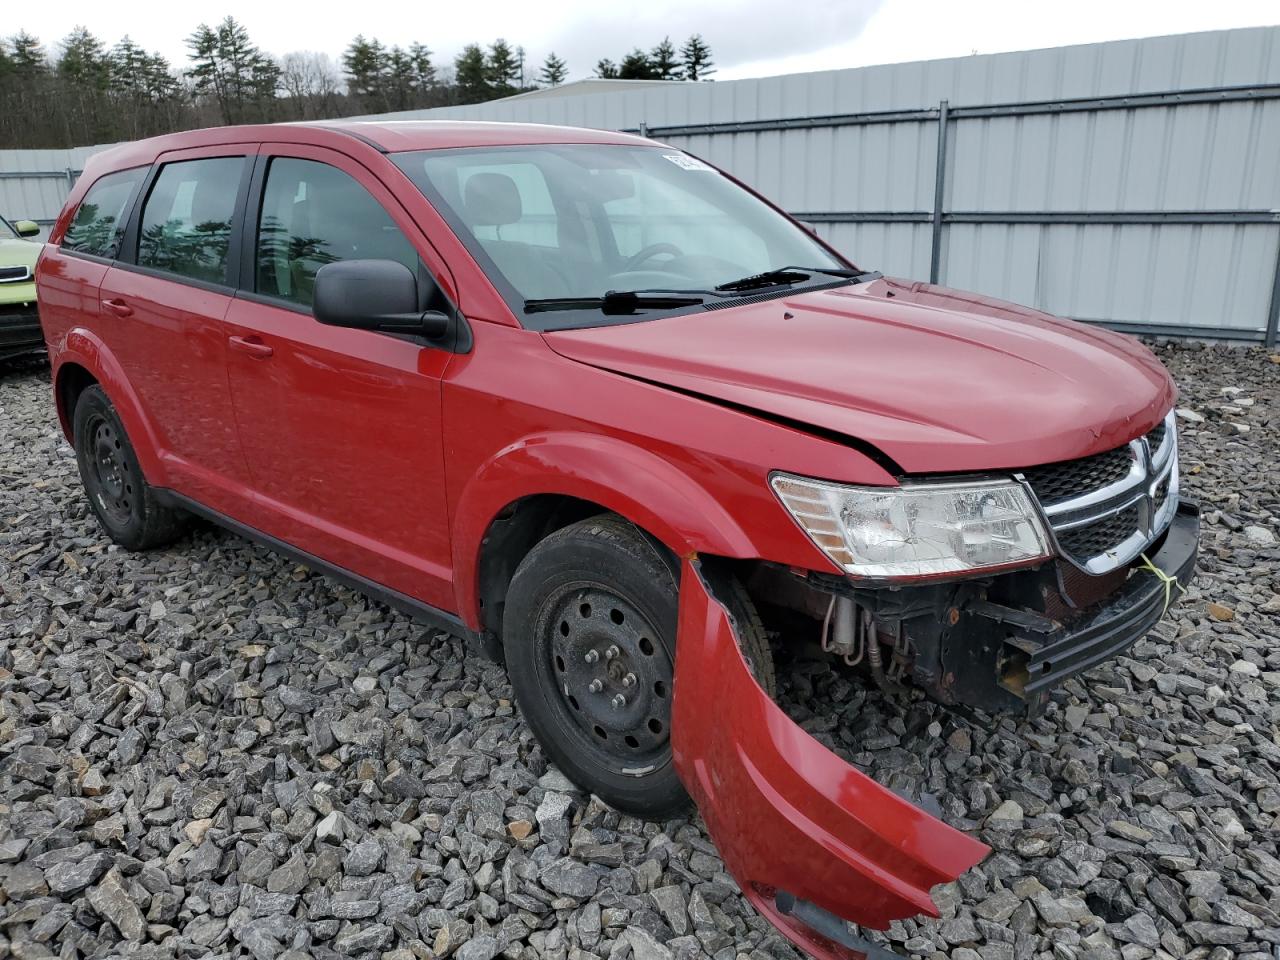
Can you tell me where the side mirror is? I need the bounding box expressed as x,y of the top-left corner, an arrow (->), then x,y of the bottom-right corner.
313,259 -> 450,339
14,220 -> 39,238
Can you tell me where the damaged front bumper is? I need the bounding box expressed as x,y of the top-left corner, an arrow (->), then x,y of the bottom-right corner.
979,498 -> 1200,711
671,559 -> 989,960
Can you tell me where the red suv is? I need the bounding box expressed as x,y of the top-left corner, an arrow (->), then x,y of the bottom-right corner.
37,121 -> 1197,960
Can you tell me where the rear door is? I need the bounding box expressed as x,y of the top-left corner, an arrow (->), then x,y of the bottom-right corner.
222,143 -> 455,609
97,146 -> 257,516
37,166 -> 148,360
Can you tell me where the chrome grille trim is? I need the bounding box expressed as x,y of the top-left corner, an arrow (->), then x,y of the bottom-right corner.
0,265 -> 32,283
1017,410 -> 1178,575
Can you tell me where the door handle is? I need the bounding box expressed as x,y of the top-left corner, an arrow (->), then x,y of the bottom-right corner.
101,298 -> 133,318
228,335 -> 274,359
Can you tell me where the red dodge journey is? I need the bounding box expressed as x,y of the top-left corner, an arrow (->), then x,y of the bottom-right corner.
36,120 -> 1198,960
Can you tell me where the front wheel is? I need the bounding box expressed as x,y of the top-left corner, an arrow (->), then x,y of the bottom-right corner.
502,515 -> 773,818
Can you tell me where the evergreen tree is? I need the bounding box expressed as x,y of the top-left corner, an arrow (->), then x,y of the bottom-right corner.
385,47 -> 418,110
108,36 -> 152,96
486,39 -> 519,95
408,42 -> 435,88
0,24 -> 719,147
680,34 -> 713,80
650,37 -> 681,80
454,44 -> 490,103
59,27 -> 111,90
342,35 -> 389,109
9,32 -> 48,75
618,49 -> 655,80
187,17 -> 279,123
539,52 -> 567,86
110,37 -> 179,101
55,28 -> 114,146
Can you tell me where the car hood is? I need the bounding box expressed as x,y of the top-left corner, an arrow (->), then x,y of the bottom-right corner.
543,277 -> 1175,475
0,237 -> 39,269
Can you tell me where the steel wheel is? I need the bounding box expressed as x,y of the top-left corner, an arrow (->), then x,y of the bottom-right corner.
542,583 -> 674,767
87,416 -> 134,526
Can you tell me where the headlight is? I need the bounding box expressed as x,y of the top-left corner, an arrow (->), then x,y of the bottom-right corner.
771,473 -> 1051,580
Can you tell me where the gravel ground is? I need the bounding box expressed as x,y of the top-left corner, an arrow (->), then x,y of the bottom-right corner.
1,342 -> 1278,960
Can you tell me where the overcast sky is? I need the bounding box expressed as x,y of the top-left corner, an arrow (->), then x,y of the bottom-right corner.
10,0 -> 1279,83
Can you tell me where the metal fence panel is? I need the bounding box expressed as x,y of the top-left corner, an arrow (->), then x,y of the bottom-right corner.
1,27 -> 1278,338
0,143 -> 109,237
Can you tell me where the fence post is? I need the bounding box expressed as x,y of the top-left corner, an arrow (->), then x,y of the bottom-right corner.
1266,228 -> 1280,349
929,99 -> 950,285
638,121 -> 648,138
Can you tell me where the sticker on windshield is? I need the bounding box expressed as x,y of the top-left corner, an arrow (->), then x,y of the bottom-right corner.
662,153 -> 713,171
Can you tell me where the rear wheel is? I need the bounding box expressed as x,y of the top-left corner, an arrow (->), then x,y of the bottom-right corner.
73,386 -> 188,550
503,515 -> 772,818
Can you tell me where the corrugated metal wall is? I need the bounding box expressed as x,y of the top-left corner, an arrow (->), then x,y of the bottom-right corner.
3,27 -> 1278,339
0,145 -> 111,236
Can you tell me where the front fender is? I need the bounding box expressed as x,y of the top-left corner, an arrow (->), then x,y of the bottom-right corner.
450,431 -> 761,628
55,329 -> 168,485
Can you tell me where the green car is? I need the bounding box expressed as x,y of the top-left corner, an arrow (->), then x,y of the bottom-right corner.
0,215 -> 44,361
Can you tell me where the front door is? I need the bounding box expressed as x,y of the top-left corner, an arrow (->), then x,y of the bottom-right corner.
98,149 -> 255,516
223,145 -> 455,610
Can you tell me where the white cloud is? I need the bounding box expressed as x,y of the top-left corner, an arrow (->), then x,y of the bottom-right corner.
716,0 -> 1280,79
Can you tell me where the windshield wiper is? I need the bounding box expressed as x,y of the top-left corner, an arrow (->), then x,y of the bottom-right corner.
715,265 -> 877,293
524,290 -> 705,315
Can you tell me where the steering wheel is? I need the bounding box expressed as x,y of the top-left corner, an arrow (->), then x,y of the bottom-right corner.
622,242 -> 684,273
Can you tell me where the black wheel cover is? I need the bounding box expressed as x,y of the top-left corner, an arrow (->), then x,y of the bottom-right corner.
84,414 -> 135,527
533,581 -> 675,775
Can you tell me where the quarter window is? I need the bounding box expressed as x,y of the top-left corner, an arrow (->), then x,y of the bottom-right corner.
137,157 -> 245,284
61,167 -> 146,259
256,158 -> 418,307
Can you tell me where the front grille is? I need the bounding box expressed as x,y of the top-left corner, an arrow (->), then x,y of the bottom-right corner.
1146,421 -> 1167,454
1153,474 -> 1170,514
1023,447 -> 1134,506
1019,413 -> 1177,574
0,265 -> 31,283
1058,504 -> 1141,558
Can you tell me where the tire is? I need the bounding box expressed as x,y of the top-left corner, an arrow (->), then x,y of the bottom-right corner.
72,385 -> 188,550
502,515 -> 773,818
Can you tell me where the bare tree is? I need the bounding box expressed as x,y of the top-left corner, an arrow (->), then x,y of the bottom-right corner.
280,51 -> 341,118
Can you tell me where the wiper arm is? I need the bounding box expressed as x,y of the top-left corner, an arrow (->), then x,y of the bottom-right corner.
524,290 -> 705,315
715,265 -> 879,293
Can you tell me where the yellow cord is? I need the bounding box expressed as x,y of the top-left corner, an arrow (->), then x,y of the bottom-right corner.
1138,553 -> 1184,615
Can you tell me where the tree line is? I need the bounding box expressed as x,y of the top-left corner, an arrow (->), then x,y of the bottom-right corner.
0,19 -> 716,150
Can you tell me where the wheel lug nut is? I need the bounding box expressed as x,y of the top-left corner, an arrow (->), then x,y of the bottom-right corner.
584,650 -> 599,664
611,694 -> 626,709
605,645 -> 620,660
588,679 -> 603,693
622,672 -> 636,688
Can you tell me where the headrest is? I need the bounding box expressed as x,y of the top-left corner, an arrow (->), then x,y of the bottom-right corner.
463,172 -> 522,227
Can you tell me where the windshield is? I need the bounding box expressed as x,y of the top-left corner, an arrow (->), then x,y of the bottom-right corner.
0,216 -> 18,240
393,143 -> 850,327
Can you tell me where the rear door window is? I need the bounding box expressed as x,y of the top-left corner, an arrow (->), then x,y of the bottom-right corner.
137,157 -> 246,285
61,167 -> 147,259
255,157 -> 418,307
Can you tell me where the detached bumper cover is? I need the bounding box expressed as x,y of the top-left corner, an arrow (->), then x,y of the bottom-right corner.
672,559 -> 989,960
